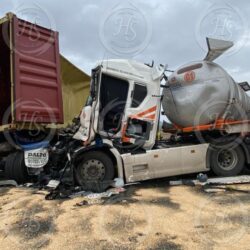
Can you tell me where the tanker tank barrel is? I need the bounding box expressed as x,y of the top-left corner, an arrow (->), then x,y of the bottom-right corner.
162,37 -> 250,128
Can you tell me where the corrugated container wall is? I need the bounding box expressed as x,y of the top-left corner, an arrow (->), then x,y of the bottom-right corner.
14,14 -> 63,123
0,13 -> 90,128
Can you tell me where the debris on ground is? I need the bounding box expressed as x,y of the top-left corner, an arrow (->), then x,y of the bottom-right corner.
111,178 -> 125,188
169,174 -> 250,186
201,175 -> 250,185
3,174 -> 250,204
203,184 -> 250,193
46,180 -> 60,189
74,187 -> 126,206
0,180 -> 18,187
202,187 -> 227,193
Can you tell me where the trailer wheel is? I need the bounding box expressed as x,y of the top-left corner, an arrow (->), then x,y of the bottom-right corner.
5,151 -> 29,184
75,151 -> 115,191
210,146 -> 245,176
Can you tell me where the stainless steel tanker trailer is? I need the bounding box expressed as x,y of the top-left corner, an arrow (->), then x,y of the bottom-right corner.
163,58 -> 250,128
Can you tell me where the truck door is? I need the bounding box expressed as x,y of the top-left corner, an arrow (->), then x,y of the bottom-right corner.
98,73 -> 129,135
122,82 -> 161,150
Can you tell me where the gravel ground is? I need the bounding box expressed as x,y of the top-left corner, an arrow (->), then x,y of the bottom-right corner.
0,180 -> 249,250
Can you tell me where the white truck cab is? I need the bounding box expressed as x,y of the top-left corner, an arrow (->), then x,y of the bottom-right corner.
72,59 -> 210,186
94,59 -> 163,150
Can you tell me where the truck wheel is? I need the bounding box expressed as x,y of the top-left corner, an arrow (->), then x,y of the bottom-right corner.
210,146 -> 245,176
75,151 -> 115,191
5,152 -> 29,184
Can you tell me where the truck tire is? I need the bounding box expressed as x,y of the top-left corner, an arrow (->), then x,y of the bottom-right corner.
5,151 -> 29,184
210,146 -> 245,177
75,151 -> 115,191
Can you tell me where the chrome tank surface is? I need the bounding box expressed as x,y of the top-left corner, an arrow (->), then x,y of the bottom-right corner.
162,61 -> 250,127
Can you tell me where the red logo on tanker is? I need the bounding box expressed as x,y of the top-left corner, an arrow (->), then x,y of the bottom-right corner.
184,71 -> 195,82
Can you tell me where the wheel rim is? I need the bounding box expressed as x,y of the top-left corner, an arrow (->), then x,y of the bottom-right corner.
217,149 -> 238,171
79,159 -> 105,181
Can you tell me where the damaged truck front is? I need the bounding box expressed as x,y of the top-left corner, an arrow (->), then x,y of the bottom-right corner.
45,60 -> 210,190
3,22 -> 250,189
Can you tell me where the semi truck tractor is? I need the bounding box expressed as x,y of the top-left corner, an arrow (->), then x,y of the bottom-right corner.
5,36 -> 250,187
0,13 -> 90,182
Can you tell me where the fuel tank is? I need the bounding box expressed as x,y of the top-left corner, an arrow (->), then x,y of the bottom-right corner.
162,61 -> 250,127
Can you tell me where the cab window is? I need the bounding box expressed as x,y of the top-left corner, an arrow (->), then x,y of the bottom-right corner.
131,83 -> 147,108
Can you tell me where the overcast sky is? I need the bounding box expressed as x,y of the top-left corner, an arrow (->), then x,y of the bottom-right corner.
1,0 -> 249,83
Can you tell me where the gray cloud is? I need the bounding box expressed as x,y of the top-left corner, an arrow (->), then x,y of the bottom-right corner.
1,0 -> 249,84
